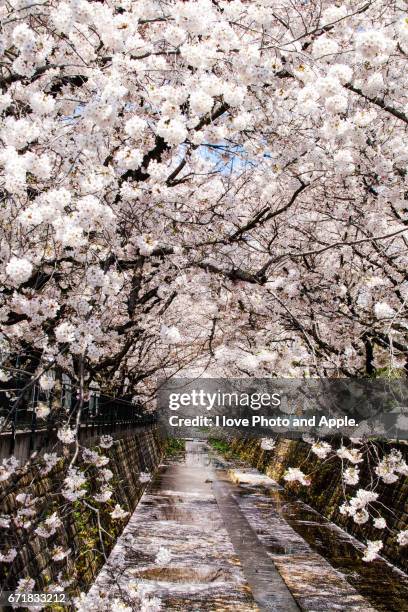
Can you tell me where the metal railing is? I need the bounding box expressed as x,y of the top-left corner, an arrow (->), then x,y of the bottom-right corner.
0,372 -> 156,457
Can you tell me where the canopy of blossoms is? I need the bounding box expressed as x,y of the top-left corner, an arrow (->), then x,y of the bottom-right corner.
0,0 -> 408,580
1,0 -> 408,393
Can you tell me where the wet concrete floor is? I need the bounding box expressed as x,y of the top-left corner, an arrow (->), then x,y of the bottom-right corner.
83,440 -> 408,611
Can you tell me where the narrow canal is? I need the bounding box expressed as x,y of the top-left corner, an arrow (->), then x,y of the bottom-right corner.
82,440 -> 408,611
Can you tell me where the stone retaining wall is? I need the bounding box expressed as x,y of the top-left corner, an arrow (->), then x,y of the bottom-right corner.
0,427 -> 166,602
230,437 -> 408,573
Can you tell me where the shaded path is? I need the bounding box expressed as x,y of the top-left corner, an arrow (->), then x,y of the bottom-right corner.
83,440 -> 408,611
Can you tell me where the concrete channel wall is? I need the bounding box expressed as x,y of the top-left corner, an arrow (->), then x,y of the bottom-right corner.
0,421 -> 154,463
230,436 -> 408,573
0,427 -> 166,599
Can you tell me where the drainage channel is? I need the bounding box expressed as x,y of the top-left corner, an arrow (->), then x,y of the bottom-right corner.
83,440 -> 408,611
213,477 -> 300,611
219,462 -> 408,612
233,483 -> 408,612
83,439 -> 258,610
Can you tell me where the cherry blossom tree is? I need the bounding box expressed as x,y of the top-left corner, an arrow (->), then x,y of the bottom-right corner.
0,0 -> 408,592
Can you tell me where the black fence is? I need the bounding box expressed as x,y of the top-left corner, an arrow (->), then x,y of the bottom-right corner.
0,371 -> 156,458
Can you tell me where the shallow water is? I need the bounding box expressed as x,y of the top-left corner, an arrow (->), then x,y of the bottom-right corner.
84,440 -> 258,610
83,440 -> 408,612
